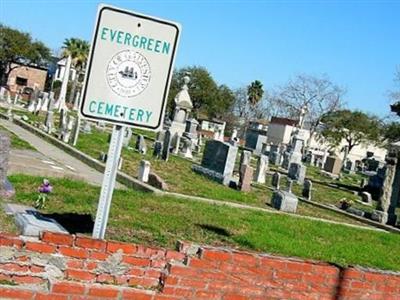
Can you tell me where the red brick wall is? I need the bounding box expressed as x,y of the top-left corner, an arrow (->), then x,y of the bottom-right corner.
7,63 -> 47,93
0,231 -> 398,299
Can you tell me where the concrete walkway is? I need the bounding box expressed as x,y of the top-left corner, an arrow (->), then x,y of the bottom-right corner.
0,118 -> 122,188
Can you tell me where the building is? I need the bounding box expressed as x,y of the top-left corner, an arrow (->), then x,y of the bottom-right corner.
6,63 -> 48,94
266,117 -> 299,145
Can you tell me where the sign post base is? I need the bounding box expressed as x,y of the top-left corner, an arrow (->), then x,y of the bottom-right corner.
92,125 -> 125,239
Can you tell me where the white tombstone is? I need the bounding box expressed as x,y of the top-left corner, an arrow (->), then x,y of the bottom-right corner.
57,55 -> 72,112
41,93 -> 49,112
138,160 -> 151,182
73,90 -> 81,111
254,155 -> 268,184
27,100 -> 36,112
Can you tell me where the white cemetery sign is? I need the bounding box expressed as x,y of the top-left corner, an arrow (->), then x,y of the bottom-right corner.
79,5 -> 181,239
80,4 -> 180,130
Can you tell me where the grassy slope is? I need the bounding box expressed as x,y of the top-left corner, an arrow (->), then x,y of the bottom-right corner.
0,126 -> 36,151
4,174 -> 400,271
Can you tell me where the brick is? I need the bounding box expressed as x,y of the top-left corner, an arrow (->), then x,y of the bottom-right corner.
151,259 -> 167,268
170,287 -> 194,297
96,273 -> 115,284
0,287 -> 35,299
343,268 -> 365,280
127,267 -> 145,276
168,265 -> 198,277
13,275 -> 45,285
200,249 -> 232,262
145,269 -> 161,279
312,264 -> 339,276
115,275 -> 129,285
223,294 -> 248,300
30,265 -> 45,273
89,251 -> 109,260
260,257 -> 287,270
284,261 -> 313,273
106,241 -> 136,254
188,257 -> 219,269
58,246 -> 89,259
66,259 -> 84,269
0,263 -> 29,273
88,286 -> 120,298
232,253 -> 259,267
163,275 -> 179,286
195,290 -> 222,299
136,245 -> 165,258
41,231 -> 73,246
365,272 -> 388,282
15,256 -> 29,262
0,236 -> 23,248
128,276 -> 159,288
75,236 -> 106,251
275,271 -> 302,281
35,293 -> 69,300
25,242 -> 56,254
165,250 -> 186,261
207,280 -> 236,292
85,261 -> 97,270
66,269 -> 96,282
0,273 -> 12,281
178,278 -> 207,289
153,296 -> 181,300
122,256 -> 150,267
121,288 -> 154,300
52,281 -> 86,294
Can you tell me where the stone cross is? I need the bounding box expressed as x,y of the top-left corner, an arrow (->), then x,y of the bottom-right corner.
271,172 -> 281,189
302,179 -> 312,200
138,160 -> 151,182
254,155 -> 268,184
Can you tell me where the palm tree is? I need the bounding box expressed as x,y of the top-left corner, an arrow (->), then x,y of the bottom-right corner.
61,38 -> 90,105
247,80 -> 264,107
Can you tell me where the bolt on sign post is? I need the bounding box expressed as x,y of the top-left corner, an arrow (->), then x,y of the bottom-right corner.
79,4 -> 181,239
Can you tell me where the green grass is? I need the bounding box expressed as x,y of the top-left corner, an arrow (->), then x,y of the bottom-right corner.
4,174 -> 400,271
0,126 -> 36,151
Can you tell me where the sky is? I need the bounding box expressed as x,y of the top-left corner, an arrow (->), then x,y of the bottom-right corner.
1,0 -> 399,117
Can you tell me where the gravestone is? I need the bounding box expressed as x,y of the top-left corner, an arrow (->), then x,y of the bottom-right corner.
15,211 -> 68,236
138,160 -> 151,182
286,179 -> 293,193
281,151 -> 291,169
181,137 -> 193,159
271,190 -> 298,213
324,156 -> 342,175
123,128 -> 132,147
62,115 -> 75,143
44,111 -> 54,134
192,140 -> 238,185
302,179 -> 312,200
361,191 -> 372,206
269,150 -> 281,166
239,165 -> 253,192
254,155 -> 268,184
240,150 -> 252,168
271,172 -> 281,189
161,130 -> 172,161
0,132 -> 15,198
153,141 -> 163,159
288,162 -> 306,184
135,134 -> 147,154
172,134 -> 181,154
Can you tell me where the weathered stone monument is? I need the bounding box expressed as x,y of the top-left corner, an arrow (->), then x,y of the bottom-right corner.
122,128 -> 132,147
239,150 -> 252,168
161,130 -> 172,161
271,190 -> 298,213
271,172 -> 281,189
239,165 -> 254,192
153,141 -> 163,159
288,162 -> 306,184
302,179 -> 312,200
192,140 -> 238,185
360,191 -> 372,206
0,132 -> 15,198
135,134 -> 147,154
254,155 -> 268,184
138,160 -> 151,182
245,121 -> 268,154
324,156 -> 342,175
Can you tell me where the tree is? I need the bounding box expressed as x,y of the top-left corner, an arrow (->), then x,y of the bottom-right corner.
382,122 -> 400,143
320,110 -> 382,153
247,80 -> 264,107
0,24 -> 51,86
167,66 -> 234,118
61,38 -> 90,103
272,74 -> 345,146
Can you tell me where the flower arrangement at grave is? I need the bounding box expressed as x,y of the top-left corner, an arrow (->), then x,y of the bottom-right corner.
339,198 -> 353,210
35,179 -> 52,209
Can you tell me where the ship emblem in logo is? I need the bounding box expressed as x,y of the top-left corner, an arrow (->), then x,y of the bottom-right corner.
106,50 -> 151,98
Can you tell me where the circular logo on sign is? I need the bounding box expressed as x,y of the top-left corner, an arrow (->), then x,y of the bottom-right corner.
106,50 -> 151,98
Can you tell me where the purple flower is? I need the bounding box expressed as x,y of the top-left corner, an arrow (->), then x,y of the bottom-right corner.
38,179 -> 52,194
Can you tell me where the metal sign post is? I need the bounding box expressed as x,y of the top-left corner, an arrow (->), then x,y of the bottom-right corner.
79,4 -> 180,239
92,125 -> 125,239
